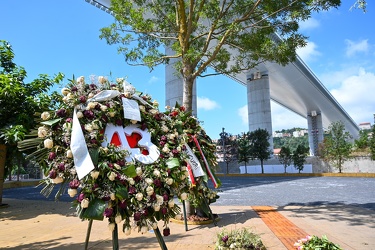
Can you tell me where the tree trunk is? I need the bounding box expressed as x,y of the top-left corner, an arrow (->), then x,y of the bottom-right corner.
0,144 -> 7,206
260,159 -> 264,174
182,67 -> 195,113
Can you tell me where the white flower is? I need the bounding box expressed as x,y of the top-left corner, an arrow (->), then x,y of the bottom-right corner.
153,169 -> 161,177
115,77 -> 123,83
139,105 -> 145,112
66,149 -> 73,158
156,195 -> 163,204
61,88 -> 70,96
86,102 -> 97,110
146,186 -> 154,196
128,178 -> 135,185
108,112 -> 116,117
76,111 -> 84,119
108,223 -> 116,232
153,203 -> 160,211
43,139 -> 53,149
67,93 -> 74,100
145,178 -> 153,185
168,199 -> 175,208
52,176 -> 64,184
110,193 -> 116,200
180,166 -> 187,171
92,122 -> 99,130
149,109 -> 158,115
136,193 -> 143,201
162,146 -> 170,153
77,76 -> 85,83
136,167 -> 143,176
68,188 -> 78,197
180,175 -> 186,180
38,126 -> 48,138
100,104 -> 108,111
84,124 -> 93,132
161,125 -> 169,133
141,226 -> 149,233
114,163 -> 121,170
62,122 -> 72,131
165,105 -> 171,110
90,171 -> 99,180
166,178 -> 173,185
115,214 -> 122,224
108,172 -> 117,181
81,198 -> 90,208
130,120 -> 138,124
124,226 -> 131,235
98,76 -> 107,84
152,222 -> 158,229
180,192 -> 188,200
168,134 -> 176,140
153,100 -> 159,107
41,112 -> 50,120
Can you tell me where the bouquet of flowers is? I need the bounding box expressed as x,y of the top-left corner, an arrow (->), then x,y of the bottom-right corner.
19,75 -> 220,239
294,235 -> 342,250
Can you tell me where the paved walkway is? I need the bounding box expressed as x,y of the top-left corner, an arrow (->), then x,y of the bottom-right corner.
1,198 -> 374,249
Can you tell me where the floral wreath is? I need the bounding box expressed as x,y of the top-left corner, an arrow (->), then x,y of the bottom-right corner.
20,75 -> 221,237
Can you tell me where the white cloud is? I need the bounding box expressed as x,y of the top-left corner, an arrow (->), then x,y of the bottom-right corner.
238,105 -> 248,124
296,41 -> 321,63
271,103 -> 307,131
197,96 -> 219,110
345,39 -> 369,57
330,68 -> 375,124
299,17 -> 320,31
148,76 -> 159,83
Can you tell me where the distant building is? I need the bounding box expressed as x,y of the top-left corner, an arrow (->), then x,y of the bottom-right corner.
359,122 -> 371,130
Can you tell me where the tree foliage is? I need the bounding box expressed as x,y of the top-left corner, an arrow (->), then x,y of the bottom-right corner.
319,121 -> 353,173
217,132 -> 237,174
370,125 -> 375,161
278,146 -> 292,173
100,0 -> 341,112
292,144 -> 309,173
237,132 -> 252,173
0,40 -> 63,177
248,128 -> 271,174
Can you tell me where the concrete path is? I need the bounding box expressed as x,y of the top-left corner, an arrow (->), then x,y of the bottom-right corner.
1,198 -> 374,249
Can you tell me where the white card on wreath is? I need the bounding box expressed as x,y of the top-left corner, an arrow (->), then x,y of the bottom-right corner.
122,97 -> 141,121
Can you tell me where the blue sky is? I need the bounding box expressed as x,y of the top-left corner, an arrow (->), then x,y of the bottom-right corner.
1,1 -> 374,139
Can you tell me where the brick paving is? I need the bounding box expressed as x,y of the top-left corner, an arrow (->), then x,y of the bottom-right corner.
253,206 -> 308,250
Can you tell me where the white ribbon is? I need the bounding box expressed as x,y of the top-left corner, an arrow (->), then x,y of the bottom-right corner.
70,109 -> 95,179
184,143 -> 206,177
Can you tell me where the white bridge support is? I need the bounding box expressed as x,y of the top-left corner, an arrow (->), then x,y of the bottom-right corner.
307,111 -> 324,156
247,71 -> 274,153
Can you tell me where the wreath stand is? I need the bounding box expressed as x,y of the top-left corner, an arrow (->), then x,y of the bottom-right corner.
84,220 -> 168,250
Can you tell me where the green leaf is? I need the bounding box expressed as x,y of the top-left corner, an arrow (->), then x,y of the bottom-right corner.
41,118 -> 62,126
115,186 -> 128,200
166,158 -> 180,169
123,164 -> 137,177
82,198 -> 105,221
89,148 -> 99,165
